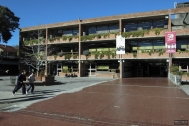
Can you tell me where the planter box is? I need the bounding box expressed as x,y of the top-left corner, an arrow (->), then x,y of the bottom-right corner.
47,56 -> 55,60
172,52 -> 189,58
42,76 -> 55,85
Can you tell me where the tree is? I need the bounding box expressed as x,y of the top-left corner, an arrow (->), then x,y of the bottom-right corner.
0,5 -> 20,43
19,29 -> 57,76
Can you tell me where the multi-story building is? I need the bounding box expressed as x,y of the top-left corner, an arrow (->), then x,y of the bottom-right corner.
0,44 -> 19,75
19,2 -> 189,78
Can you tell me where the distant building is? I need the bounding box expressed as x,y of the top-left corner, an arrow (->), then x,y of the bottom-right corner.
0,44 -> 19,75
19,2 -> 189,78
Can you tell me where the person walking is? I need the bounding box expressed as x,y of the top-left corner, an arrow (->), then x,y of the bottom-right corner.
26,72 -> 35,94
12,70 -> 26,96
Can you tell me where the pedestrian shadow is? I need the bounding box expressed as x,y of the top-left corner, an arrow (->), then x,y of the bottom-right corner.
0,89 -> 66,105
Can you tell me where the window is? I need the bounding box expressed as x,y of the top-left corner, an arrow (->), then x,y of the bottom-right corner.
124,21 -> 137,32
176,38 -> 188,49
109,23 -> 119,32
88,26 -> 96,35
153,40 -> 165,49
153,19 -> 165,28
96,25 -> 109,34
138,20 -> 152,30
73,28 -> 79,35
138,40 -> 152,50
63,28 -> 73,36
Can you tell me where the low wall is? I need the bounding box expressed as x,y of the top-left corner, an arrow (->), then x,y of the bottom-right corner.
95,73 -> 119,78
168,73 -> 181,85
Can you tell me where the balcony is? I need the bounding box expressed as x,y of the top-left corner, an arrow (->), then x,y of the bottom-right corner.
173,27 -> 189,36
47,53 -> 79,61
80,54 -> 119,60
122,52 -> 169,59
81,33 -> 117,42
122,28 -> 169,39
172,52 -> 189,58
48,36 -> 79,44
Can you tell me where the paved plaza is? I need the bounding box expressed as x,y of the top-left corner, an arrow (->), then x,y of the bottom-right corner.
0,76 -> 189,126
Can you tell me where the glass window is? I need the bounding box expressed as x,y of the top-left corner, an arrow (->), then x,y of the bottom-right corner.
138,40 -> 152,50
96,25 -> 109,34
129,41 -> 138,51
124,21 -> 137,32
153,19 -> 165,28
109,23 -> 119,32
88,26 -> 96,35
153,40 -> 165,49
176,38 -> 188,49
138,20 -> 152,30
73,28 -> 78,35
63,28 -> 73,36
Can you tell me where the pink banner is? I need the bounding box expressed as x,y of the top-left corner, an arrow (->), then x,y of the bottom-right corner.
165,32 -> 176,53
165,31 -> 176,44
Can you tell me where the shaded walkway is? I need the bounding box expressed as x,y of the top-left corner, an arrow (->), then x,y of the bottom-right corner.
0,78 -> 189,126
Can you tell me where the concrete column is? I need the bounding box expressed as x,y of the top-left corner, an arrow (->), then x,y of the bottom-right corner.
168,14 -> 172,32
78,23 -> 82,77
119,19 -> 123,78
45,28 -> 48,75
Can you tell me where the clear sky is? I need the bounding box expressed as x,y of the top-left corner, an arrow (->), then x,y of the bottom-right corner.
0,0 -> 188,46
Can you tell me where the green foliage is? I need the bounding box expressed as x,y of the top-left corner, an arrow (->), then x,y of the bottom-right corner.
122,28 -> 163,38
81,32 -> 118,41
53,54 -> 57,60
92,51 -> 99,59
64,54 -> 72,60
58,51 -> 64,57
39,55 -> 43,60
158,49 -> 165,56
111,51 -> 116,58
0,5 -> 20,43
153,28 -> 164,35
73,54 -> 78,59
83,50 -> 91,60
49,38 -> 55,43
104,51 -> 112,59
99,51 -> 104,59
133,52 -> 137,58
62,35 -> 78,42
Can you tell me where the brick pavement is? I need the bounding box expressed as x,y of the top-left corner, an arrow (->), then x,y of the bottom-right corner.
0,77 -> 189,126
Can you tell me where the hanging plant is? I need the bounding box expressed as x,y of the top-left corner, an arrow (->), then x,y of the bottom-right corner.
83,50 -> 91,60
49,38 -> 55,43
64,54 -> 72,60
158,49 -> 166,56
53,54 -> 57,60
133,52 -> 137,58
73,54 -> 78,59
39,55 -> 43,60
153,28 -> 164,35
55,36 -> 60,41
92,51 -> 99,59
111,51 -> 116,58
104,51 -> 112,59
99,51 -> 104,59
58,51 -> 64,57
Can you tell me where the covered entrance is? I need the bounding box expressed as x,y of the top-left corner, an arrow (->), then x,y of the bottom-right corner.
130,59 -> 168,77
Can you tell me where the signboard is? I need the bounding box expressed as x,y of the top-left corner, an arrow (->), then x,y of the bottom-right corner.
165,31 -> 176,53
116,35 -> 125,54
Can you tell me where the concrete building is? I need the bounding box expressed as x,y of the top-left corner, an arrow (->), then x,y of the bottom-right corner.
0,44 -> 19,75
19,2 -> 189,78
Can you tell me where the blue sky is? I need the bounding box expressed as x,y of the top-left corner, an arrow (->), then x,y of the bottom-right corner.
0,0 -> 188,46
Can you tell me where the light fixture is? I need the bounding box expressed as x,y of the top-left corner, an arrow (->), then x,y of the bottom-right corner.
166,59 -> 169,62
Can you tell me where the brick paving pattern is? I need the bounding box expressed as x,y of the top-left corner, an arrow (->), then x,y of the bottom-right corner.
0,78 -> 189,126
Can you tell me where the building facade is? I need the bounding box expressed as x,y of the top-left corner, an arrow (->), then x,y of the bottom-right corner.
19,3 -> 189,78
0,44 -> 19,75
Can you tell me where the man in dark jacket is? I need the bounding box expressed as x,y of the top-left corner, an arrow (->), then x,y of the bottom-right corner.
12,70 -> 26,96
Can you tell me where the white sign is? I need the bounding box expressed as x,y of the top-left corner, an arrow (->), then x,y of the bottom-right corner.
116,35 -> 125,54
